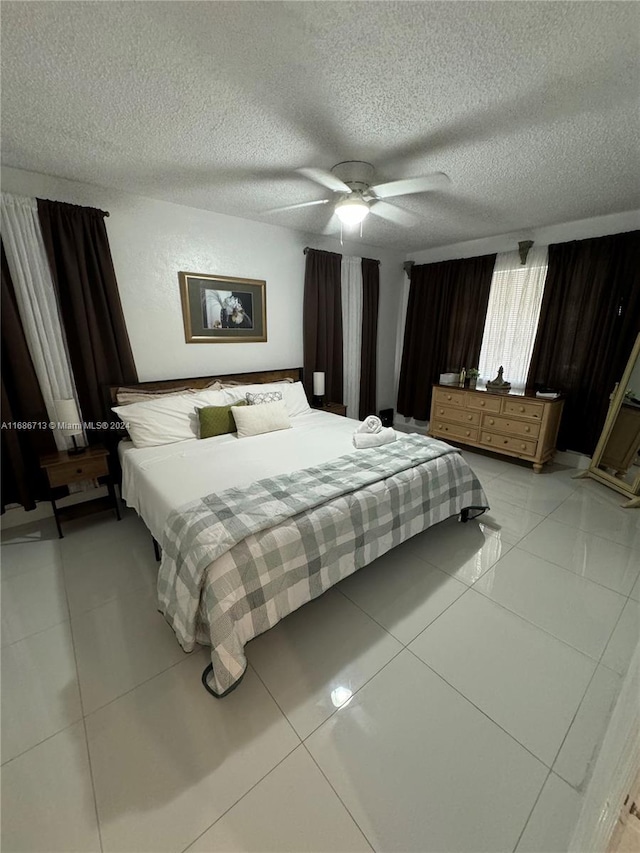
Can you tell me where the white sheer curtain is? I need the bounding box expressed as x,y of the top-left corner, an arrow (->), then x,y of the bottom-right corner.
1,192 -> 81,450
478,246 -> 548,390
341,255 -> 363,419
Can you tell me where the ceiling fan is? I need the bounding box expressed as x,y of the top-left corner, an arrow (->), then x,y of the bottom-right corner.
263,161 -> 451,231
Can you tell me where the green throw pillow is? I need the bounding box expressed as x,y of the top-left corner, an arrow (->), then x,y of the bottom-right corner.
198,401 -> 247,439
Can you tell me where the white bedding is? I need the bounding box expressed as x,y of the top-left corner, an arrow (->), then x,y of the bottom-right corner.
119,410 -> 362,541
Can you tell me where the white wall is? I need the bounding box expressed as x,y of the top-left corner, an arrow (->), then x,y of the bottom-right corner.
1,166 -> 404,410
407,209 -> 639,265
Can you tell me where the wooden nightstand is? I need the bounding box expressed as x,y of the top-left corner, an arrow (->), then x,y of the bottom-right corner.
313,402 -> 347,417
40,444 -> 121,538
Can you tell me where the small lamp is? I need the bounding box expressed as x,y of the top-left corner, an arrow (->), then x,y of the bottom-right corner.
54,399 -> 85,455
313,372 -> 325,408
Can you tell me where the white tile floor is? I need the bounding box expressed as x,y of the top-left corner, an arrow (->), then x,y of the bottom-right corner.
2,449 -> 639,853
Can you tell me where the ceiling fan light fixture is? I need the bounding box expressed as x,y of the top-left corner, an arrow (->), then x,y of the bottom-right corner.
335,195 -> 370,226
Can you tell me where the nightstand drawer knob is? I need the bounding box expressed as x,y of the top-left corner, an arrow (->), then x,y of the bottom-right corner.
480,401 -> 485,407
76,468 -> 82,474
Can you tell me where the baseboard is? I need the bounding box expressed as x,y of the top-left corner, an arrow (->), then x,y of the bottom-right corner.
555,449 -> 591,469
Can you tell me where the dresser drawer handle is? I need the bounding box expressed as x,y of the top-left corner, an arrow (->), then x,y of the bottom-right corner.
521,444 -> 526,449
439,409 -> 444,414
488,418 -> 494,425
466,430 -> 471,436
519,406 -> 525,412
467,414 -> 473,420
504,439 -> 509,444
486,436 -> 491,442
525,426 -> 530,433
480,401 -> 486,407
76,468 -> 83,474
446,395 -> 452,400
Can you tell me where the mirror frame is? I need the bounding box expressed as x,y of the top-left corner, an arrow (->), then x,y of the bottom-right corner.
582,332 -> 640,508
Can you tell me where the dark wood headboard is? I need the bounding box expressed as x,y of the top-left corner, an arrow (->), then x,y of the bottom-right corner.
107,367 -> 303,405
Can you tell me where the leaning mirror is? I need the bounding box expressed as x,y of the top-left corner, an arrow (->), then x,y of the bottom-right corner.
581,332 -> 640,508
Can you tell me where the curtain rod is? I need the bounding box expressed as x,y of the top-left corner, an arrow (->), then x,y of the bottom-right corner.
303,246 -> 380,264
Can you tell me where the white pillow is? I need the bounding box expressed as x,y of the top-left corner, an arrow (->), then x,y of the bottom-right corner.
284,381 -> 312,417
112,392 -> 199,448
223,381 -> 310,417
231,399 -> 291,438
191,387 -> 228,408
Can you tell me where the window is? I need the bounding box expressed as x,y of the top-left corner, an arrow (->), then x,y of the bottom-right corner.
478,246 -> 548,389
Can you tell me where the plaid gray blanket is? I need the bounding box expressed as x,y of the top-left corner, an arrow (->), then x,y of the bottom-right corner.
158,434 -> 487,695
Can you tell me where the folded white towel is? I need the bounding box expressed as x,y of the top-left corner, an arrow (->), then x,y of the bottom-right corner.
353,427 -> 397,449
355,415 -> 383,435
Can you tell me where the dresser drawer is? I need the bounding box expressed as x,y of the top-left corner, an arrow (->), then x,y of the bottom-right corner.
482,415 -> 541,439
432,422 -> 479,442
480,431 -> 537,457
502,399 -> 544,421
465,393 -> 502,414
433,406 -> 480,427
46,456 -> 108,488
434,388 -> 466,408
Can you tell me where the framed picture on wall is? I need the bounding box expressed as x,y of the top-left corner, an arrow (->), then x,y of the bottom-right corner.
179,272 -> 267,343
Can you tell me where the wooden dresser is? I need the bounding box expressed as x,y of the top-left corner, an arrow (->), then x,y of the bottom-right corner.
428,384 -> 564,473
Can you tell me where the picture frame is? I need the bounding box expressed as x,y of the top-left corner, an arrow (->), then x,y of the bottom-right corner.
178,271 -> 267,343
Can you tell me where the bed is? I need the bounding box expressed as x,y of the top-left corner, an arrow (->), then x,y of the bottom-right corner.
109,368 -> 488,697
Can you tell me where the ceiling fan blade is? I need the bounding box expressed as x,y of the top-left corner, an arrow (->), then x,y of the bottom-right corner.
370,172 -> 451,199
369,201 -> 419,227
262,198 -> 330,214
297,167 -> 351,194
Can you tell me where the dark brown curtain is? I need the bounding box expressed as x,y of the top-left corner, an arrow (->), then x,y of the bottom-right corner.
359,257 -> 379,419
527,231 -> 640,454
36,199 -> 137,444
397,254 -> 496,420
303,248 -> 343,404
1,241 -> 56,512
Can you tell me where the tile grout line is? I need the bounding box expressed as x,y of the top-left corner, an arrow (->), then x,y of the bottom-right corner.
469,580 -> 618,665
177,692 -> 301,853
300,742 -> 376,853
178,660 -> 376,853
334,566 -> 469,648
81,650 -> 200,720
546,660 -> 609,788
403,645 -> 552,770
0,718 -> 80,768
515,539 -> 640,598
510,767 -> 553,853
1,612 -> 72,650
59,539 -> 105,853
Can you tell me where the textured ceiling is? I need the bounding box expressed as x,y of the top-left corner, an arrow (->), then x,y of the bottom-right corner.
2,1 -> 639,251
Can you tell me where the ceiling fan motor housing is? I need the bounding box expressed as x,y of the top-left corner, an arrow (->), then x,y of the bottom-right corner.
331,161 -> 375,193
